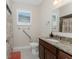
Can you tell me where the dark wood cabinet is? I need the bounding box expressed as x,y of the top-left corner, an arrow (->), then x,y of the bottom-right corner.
39,44 -> 44,59
39,39 -> 72,59
45,49 -> 56,59
58,50 -> 72,59
39,39 -> 57,59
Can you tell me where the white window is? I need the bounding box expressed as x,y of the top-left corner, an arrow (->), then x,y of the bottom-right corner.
17,10 -> 32,25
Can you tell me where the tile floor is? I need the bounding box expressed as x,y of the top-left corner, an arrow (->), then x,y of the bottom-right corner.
14,48 -> 39,59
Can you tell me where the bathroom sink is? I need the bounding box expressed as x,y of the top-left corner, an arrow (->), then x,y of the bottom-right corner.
46,39 -> 59,42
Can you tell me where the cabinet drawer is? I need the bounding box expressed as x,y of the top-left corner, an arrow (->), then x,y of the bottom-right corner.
39,39 -> 57,55
58,50 -> 72,59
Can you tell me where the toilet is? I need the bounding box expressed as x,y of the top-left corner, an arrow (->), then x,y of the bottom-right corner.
30,42 -> 39,55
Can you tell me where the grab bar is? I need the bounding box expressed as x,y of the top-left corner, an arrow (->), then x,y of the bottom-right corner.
23,30 -> 32,41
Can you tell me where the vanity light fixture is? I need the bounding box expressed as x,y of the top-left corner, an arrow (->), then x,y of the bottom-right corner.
53,0 -> 61,5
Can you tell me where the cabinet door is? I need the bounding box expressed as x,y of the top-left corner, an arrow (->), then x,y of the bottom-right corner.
58,51 -> 72,59
45,49 -> 56,59
39,44 -> 44,59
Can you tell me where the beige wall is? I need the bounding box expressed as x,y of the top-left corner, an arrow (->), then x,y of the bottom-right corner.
59,2 -> 72,17
12,3 -> 40,47
39,0 -> 54,37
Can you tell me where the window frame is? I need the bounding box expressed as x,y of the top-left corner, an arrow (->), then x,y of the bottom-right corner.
17,10 -> 32,25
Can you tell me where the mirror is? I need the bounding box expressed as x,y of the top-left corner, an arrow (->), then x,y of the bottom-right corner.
51,2 -> 72,33
59,14 -> 72,33
51,9 -> 59,32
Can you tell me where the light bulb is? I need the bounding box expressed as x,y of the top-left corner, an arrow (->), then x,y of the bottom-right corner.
53,0 -> 58,5
53,0 -> 61,5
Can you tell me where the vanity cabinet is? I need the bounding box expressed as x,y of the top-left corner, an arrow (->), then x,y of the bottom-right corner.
39,39 -> 72,59
58,50 -> 72,59
39,39 -> 57,59
45,49 -> 56,59
39,44 -> 44,59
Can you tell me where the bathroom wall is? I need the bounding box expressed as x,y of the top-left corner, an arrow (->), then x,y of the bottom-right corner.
12,2 -> 41,48
59,2 -> 72,17
39,0 -> 54,37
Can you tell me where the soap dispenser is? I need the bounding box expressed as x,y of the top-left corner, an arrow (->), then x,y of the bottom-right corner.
49,32 -> 53,38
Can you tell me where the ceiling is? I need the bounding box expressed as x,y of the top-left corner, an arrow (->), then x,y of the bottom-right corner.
12,0 -> 43,5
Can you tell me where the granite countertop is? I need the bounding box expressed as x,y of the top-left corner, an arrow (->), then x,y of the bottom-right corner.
40,37 -> 72,55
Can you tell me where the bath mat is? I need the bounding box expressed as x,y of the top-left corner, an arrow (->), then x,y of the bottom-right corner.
9,51 -> 21,59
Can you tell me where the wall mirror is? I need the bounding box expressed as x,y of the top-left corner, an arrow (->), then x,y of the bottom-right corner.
51,2 -> 72,38
59,14 -> 72,33
51,9 -> 59,32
